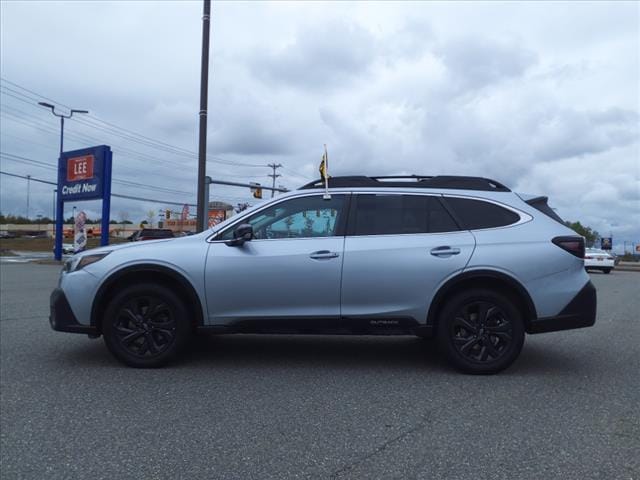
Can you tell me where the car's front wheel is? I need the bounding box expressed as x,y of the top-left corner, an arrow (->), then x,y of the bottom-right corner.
436,289 -> 525,374
103,284 -> 191,368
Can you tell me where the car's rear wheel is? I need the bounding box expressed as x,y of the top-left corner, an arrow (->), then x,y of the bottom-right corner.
103,284 -> 190,368
603,268 -> 612,274
437,289 -> 525,374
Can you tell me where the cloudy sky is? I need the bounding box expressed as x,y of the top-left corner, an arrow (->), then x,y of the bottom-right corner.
1,1 -> 638,248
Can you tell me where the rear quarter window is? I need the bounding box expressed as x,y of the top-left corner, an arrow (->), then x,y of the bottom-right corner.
444,197 -> 520,230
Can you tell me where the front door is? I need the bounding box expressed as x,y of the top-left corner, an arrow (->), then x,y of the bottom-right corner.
205,194 -> 348,325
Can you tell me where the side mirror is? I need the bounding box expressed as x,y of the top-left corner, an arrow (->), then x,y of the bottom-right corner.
225,223 -> 253,246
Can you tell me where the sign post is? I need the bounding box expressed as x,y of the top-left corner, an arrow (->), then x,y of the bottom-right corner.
55,145 -> 113,260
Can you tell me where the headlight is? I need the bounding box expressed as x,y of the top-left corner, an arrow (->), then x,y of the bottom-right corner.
65,252 -> 111,272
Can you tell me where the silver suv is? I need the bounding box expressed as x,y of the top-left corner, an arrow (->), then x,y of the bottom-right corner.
50,175 -> 596,373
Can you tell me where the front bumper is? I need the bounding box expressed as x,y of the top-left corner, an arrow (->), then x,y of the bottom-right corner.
527,281 -> 597,334
49,288 -> 98,335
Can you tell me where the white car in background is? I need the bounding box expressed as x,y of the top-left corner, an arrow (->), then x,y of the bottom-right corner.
52,243 -> 75,255
584,248 -> 615,274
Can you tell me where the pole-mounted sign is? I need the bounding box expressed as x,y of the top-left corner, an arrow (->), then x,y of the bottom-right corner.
54,145 -> 113,260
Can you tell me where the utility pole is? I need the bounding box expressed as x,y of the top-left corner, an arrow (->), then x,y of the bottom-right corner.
268,163 -> 282,198
196,0 -> 211,233
26,174 -> 31,219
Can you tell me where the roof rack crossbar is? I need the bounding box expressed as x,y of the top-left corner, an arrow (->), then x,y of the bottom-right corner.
299,175 -> 511,192
370,175 -> 433,180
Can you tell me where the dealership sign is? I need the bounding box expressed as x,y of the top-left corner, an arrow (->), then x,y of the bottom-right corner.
58,147 -> 111,201
54,145 -> 113,260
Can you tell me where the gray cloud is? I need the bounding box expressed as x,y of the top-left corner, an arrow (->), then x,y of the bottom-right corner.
437,36 -> 537,91
250,21 -> 376,90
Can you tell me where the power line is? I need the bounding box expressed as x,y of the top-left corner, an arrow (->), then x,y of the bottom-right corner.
0,77 -> 309,193
279,165 -> 315,182
0,170 -> 196,207
1,100 -> 269,178
0,170 -> 55,186
0,152 -> 194,198
1,79 -> 269,168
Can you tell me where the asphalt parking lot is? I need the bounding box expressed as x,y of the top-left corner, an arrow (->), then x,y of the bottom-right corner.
1,263 -> 639,480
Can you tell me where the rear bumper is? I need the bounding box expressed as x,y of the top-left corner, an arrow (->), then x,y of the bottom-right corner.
50,288 -> 98,335
527,281 -> 596,334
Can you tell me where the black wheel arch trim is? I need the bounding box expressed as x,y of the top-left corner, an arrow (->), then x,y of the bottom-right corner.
90,264 -> 205,331
50,288 -> 99,335
527,280 -> 596,334
427,269 -> 537,328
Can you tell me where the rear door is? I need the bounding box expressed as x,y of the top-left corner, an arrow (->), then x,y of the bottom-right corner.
340,193 -> 475,323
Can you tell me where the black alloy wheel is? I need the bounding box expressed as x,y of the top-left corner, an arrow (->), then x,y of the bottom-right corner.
437,289 -> 525,374
103,284 -> 190,368
113,296 -> 177,358
450,301 -> 513,364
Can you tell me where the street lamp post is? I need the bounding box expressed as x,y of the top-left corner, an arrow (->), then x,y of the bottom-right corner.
38,102 -> 88,156
38,102 -> 88,260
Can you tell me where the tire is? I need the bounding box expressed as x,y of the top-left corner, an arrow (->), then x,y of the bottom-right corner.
102,283 -> 191,368
436,289 -> 525,374
603,269 -> 612,274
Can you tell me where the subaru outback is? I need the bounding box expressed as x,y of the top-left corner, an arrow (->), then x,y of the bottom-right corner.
50,175 -> 596,374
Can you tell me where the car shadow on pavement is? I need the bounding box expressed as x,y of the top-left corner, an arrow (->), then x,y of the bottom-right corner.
510,342 -> 592,376
184,334 -> 599,377
176,334 -> 449,373
54,339 -> 115,367
56,333 -> 593,376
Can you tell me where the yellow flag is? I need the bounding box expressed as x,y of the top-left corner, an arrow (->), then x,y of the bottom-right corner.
319,152 -> 329,180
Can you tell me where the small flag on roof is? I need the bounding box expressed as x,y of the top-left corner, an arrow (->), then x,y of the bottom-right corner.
319,144 -> 331,199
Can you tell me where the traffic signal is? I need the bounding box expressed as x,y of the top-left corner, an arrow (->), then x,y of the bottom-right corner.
250,182 -> 262,199
166,210 -> 171,219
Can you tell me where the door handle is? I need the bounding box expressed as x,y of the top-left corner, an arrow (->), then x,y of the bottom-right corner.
430,246 -> 461,257
309,250 -> 340,260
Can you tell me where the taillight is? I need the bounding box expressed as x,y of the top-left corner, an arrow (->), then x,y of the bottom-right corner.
552,236 -> 585,258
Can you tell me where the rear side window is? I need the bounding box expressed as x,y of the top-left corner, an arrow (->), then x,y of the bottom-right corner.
444,197 -> 520,230
352,195 -> 459,235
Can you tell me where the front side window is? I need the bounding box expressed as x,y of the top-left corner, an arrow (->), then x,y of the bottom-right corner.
444,197 -> 520,230
218,195 -> 345,240
352,194 -> 459,236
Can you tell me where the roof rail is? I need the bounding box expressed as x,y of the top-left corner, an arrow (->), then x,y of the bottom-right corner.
299,175 -> 511,192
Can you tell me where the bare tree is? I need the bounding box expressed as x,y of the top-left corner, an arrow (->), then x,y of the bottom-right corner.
146,210 -> 155,228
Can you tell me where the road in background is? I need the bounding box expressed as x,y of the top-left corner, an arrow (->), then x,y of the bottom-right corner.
1,264 -> 639,479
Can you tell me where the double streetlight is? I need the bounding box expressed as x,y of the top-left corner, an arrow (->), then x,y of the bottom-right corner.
38,102 -> 89,155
